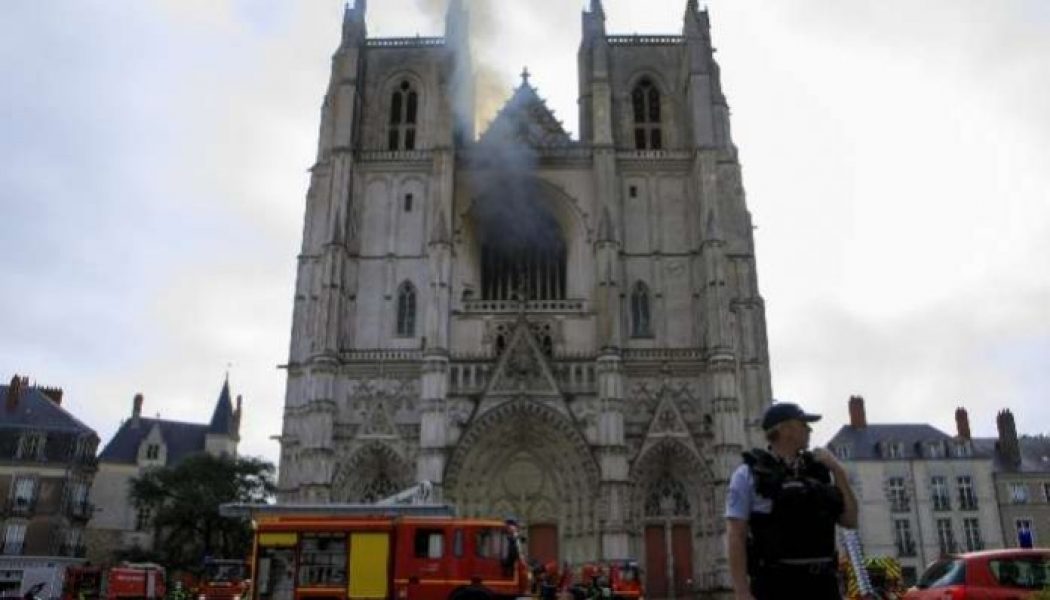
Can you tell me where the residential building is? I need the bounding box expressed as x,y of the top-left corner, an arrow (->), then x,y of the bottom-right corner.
85,379 -> 241,563
0,375 -> 99,597
277,1 -> 771,593
974,409 -> 1050,549
827,397 -> 1003,585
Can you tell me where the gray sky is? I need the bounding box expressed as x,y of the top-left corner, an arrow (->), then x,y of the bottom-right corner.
1,0 -> 1047,463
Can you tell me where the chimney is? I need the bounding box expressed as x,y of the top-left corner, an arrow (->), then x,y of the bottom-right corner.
996,409 -> 1021,468
132,393 -> 144,420
955,407 -> 971,440
40,387 -> 63,406
848,395 -> 867,429
6,375 -> 21,413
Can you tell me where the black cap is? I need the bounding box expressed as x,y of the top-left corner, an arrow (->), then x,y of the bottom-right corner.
761,402 -> 821,431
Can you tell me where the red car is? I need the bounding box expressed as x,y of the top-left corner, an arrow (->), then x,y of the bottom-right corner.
905,548 -> 1050,599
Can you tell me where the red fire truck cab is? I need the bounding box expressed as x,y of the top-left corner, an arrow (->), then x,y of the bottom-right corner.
105,563 -> 166,600
198,559 -> 250,600
235,504 -> 529,600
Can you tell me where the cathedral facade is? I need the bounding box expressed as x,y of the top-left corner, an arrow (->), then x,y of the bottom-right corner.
278,0 -> 771,594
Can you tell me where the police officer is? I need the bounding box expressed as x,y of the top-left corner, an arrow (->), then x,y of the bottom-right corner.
725,402 -> 858,600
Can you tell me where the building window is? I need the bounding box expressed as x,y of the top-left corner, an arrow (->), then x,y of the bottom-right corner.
962,518 -> 983,552
926,442 -> 944,458
957,476 -> 978,511
135,507 -> 152,531
893,519 -> 916,557
11,476 -> 35,514
404,193 -> 413,212
16,433 -> 44,460
936,518 -> 957,556
2,523 -> 26,556
931,476 -> 951,511
887,477 -> 910,512
145,444 -> 160,460
388,81 -> 419,151
1043,482 -> 1050,503
884,441 -> 905,459
1009,482 -> 1030,504
631,78 -> 662,150
628,185 -> 638,198
834,445 -> 852,460
1015,518 -> 1035,548
953,441 -> 972,457
630,282 -> 652,338
396,282 -> 417,337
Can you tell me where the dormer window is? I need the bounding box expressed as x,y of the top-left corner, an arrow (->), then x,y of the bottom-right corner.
632,78 -> 662,150
927,442 -> 945,458
17,433 -> 44,460
145,444 -> 160,461
388,81 -> 419,151
834,445 -> 852,460
884,441 -> 905,459
954,441 -> 973,458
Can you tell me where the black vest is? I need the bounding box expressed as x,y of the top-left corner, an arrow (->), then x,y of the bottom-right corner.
743,449 -> 844,566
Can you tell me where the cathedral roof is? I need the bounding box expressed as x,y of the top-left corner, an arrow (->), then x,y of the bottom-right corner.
98,417 -> 209,466
478,69 -> 572,148
208,378 -> 236,435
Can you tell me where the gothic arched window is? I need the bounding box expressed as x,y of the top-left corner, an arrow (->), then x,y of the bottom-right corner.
388,81 -> 419,151
396,282 -> 417,337
631,78 -> 662,150
630,281 -> 652,338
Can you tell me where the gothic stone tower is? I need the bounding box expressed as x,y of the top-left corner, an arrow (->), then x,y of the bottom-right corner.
278,0 -> 771,594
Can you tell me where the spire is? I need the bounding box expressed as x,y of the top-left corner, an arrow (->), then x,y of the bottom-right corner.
591,0 -> 606,20
209,378 -> 236,435
687,0 -> 699,12
520,66 -> 532,88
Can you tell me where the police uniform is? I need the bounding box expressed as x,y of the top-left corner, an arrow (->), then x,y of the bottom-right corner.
725,404 -> 845,600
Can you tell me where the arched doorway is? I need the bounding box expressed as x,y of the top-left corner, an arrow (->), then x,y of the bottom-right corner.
631,440 -> 713,599
444,398 -> 601,564
332,442 -> 413,502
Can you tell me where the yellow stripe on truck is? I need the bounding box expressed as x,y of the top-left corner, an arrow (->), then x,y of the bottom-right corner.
257,532 -> 298,547
349,532 -> 389,599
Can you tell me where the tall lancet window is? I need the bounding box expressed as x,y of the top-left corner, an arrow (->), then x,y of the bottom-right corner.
388,81 -> 419,151
473,184 -> 568,303
396,282 -> 417,337
632,78 -> 662,150
631,281 -> 653,337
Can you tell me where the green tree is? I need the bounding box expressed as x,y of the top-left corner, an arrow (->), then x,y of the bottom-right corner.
127,453 -> 275,572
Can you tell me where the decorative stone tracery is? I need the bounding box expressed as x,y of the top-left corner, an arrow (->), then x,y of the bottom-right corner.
332,442 -> 413,503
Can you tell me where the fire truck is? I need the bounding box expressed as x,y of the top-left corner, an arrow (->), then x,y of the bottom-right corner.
197,559 -> 250,600
63,563 -> 166,600
222,497 -> 645,600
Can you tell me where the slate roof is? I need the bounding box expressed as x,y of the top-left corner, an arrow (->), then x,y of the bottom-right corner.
827,423 -> 990,460
98,418 -> 209,465
479,75 -> 573,148
973,436 -> 1050,474
98,380 -> 237,466
208,379 -> 235,435
0,384 -> 96,435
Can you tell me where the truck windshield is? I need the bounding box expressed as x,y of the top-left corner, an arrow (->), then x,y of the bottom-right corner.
205,562 -> 245,583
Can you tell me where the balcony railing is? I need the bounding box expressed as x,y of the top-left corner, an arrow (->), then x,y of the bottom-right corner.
66,499 -> 94,521
889,499 -> 911,513
460,298 -> 588,314
5,497 -> 36,516
56,543 -> 87,558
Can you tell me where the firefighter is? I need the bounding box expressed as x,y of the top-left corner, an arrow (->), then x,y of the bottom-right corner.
502,518 -> 524,577
725,402 -> 859,600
